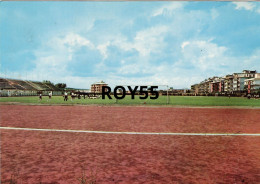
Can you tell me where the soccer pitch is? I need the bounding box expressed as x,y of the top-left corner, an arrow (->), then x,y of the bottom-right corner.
0,96 -> 260,107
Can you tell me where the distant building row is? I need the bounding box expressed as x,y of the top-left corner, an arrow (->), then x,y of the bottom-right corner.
191,70 -> 260,95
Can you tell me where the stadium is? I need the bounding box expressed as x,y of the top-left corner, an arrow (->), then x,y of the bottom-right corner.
1,1 -> 260,184
1,76 -> 260,183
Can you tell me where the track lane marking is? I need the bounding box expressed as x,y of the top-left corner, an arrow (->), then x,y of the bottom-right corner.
0,127 -> 260,136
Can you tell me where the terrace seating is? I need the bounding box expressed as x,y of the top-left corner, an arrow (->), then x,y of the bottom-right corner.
25,81 -> 43,90
0,78 -> 61,91
3,79 -> 25,90
44,83 -> 60,91
0,78 -> 16,89
11,80 -> 36,90
33,82 -> 52,90
10,83 -> 25,90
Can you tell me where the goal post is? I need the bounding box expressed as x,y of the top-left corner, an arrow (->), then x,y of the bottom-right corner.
112,84 -> 170,105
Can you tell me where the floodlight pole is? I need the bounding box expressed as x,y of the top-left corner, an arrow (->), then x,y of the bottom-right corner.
167,85 -> 169,104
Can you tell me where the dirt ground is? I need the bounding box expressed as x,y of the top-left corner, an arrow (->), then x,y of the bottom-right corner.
1,105 -> 260,183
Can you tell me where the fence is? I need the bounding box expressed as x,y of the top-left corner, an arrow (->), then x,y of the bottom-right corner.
0,90 -> 63,97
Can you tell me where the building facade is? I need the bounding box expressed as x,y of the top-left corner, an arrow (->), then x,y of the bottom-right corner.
91,81 -> 108,93
224,75 -> 233,93
190,70 -> 259,95
244,74 -> 260,93
233,70 -> 256,92
210,77 -> 224,93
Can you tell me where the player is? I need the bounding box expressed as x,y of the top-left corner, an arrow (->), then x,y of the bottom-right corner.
48,91 -> 52,101
247,93 -> 251,99
39,93 -> 42,101
64,91 -> 68,101
71,92 -> 75,101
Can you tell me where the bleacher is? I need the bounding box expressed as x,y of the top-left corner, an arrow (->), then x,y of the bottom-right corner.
44,83 -> 60,91
25,81 -> 43,90
0,78 -> 16,90
11,79 -> 35,90
0,78 -> 61,91
33,82 -> 53,91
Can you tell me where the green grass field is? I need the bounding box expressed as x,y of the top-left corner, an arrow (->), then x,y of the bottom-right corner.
0,95 -> 260,107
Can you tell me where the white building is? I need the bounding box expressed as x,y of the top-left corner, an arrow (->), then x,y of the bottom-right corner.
233,70 -> 256,91
244,74 -> 260,92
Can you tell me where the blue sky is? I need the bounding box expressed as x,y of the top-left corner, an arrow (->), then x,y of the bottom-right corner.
1,1 -> 260,89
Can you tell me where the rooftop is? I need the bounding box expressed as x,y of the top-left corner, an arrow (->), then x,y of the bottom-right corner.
92,81 -> 107,85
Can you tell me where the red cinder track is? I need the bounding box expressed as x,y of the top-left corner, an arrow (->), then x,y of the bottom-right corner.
1,105 -> 260,183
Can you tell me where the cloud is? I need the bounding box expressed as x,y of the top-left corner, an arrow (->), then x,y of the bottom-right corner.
181,41 -> 190,49
62,33 -> 94,49
97,25 -> 169,59
178,39 -> 260,78
181,39 -> 227,58
97,41 -> 110,60
243,49 -> 260,69
133,26 -> 169,56
180,39 -> 229,72
232,2 -> 256,11
44,33 -> 95,60
28,32 -> 100,86
152,2 -> 185,17
117,64 -> 142,75
102,39 -> 234,88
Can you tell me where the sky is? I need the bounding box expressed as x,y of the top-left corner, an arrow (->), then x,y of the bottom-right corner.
0,1 -> 260,89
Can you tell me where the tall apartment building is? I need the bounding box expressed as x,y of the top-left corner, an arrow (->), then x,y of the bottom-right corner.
224,75 -> 234,93
91,81 -> 108,93
210,77 -> 225,93
244,73 -> 260,93
200,78 -> 212,94
191,83 -> 202,95
233,70 -> 256,92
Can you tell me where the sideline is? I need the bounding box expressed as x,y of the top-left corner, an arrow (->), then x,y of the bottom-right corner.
1,127 -> 260,136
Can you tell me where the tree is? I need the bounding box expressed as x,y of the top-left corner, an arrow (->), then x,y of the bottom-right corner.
55,83 -> 67,89
43,80 -> 54,85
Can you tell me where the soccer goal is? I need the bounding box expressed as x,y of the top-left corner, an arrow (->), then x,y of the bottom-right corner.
112,84 -> 170,105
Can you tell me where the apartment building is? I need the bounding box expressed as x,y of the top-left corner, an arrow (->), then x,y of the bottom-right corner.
190,70 -> 258,95
191,83 -> 203,95
200,78 -> 212,94
210,77 -> 224,93
244,73 -> 260,93
233,70 -> 256,92
224,75 -> 234,93
192,77 -> 220,94
91,81 -> 108,93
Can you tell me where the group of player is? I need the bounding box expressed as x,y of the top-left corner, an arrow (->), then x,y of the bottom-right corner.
63,92 -> 84,101
38,91 -> 85,101
38,92 -> 52,101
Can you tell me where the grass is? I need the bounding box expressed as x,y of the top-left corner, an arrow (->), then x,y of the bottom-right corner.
0,95 -> 260,107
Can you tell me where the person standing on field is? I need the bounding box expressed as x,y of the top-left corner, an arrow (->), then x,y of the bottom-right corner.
64,91 -> 68,101
39,93 -> 42,101
48,91 -> 52,101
